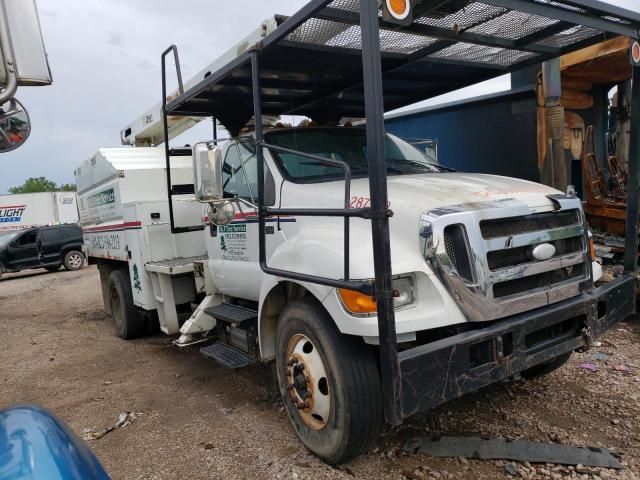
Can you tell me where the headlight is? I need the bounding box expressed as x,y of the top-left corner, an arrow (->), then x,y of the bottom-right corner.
392,276 -> 415,309
338,275 -> 416,315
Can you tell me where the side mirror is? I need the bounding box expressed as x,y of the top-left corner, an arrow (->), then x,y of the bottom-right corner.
0,98 -> 30,153
193,142 -> 223,203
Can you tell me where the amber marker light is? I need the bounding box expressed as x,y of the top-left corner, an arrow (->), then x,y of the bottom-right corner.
338,289 -> 377,315
383,0 -> 413,25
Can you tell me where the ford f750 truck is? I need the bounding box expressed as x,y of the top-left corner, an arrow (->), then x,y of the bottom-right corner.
78,0 -> 640,465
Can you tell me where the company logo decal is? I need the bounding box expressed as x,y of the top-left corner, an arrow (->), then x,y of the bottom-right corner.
0,204 -> 26,223
531,243 -> 557,261
86,188 -> 116,209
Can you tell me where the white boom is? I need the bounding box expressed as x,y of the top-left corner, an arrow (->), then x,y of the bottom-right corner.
120,16 -> 280,147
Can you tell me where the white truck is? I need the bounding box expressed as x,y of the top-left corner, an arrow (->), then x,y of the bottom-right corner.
78,1 -> 638,465
0,192 -> 78,232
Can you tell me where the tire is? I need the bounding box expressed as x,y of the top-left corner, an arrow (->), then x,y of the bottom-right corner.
522,352 -> 572,379
45,265 -> 61,272
275,299 -> 383,464
63,250 -> 85,271
108,269 -> 144,339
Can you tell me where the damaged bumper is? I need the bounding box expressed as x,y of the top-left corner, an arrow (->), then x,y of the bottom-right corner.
399,275 -> 636,419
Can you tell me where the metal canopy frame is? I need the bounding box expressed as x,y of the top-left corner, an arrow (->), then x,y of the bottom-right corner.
161,0 -> 640,425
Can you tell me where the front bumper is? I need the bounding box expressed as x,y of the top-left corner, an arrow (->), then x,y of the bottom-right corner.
399,275 -> 636,419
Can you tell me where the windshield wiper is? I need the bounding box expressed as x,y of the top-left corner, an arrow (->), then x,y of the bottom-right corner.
386,158 -> 455,173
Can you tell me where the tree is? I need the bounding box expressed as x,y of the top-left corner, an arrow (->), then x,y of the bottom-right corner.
58,183 -> 77,192
9,177 -> 76,194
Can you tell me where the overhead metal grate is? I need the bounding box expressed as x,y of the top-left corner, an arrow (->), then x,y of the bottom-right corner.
537,25 -> 601,47
165,0 -> 640,136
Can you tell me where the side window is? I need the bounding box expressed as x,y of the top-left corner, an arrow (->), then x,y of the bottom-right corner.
62,226 -> 81,239
17,231 -> 37,246
222,142 -> 276,206
222,144 -> 248,200
41,229 -> 64,243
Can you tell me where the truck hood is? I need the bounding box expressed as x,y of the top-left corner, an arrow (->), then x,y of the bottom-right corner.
284,172 -> 563,213
375,173 -> 560,211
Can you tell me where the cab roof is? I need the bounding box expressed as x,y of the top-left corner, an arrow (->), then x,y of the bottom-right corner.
166,0 -> 640,136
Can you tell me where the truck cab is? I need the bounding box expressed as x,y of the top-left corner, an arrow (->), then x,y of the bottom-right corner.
197,126 -> 602,346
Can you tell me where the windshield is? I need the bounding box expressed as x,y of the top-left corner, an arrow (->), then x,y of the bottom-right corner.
0,232 -> 17,247
265,128 -> 449,183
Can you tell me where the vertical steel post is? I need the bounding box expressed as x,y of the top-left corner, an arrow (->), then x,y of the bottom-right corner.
359,0 -> 402,425
161,45 -> 184,235
251,50 -> 267,269
624,66 -> 640,273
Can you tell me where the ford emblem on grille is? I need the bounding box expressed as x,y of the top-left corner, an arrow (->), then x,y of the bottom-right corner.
531,243 -> 556,261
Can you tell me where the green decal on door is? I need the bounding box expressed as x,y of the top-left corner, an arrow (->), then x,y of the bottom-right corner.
219,224 -> 249,261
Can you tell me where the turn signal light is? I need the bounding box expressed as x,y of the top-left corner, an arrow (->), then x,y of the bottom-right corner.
589,237 -> 596,261
339,276 -> 416,315
338,289 -> 377,314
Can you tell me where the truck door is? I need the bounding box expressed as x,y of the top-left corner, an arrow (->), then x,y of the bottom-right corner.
38,227 -> 65,265
210,141 -> 278,300
6,229 -> 39,269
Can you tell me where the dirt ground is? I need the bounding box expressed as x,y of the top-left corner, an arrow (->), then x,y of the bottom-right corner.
1,266 -> 639,480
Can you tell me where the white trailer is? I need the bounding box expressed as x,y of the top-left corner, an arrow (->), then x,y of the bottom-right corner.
75,147 -> 207,336
0,191 -> 78,232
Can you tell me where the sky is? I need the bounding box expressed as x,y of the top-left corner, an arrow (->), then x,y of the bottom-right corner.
1,0 -> 638,193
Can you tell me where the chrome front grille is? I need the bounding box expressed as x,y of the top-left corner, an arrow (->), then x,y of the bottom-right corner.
480,210 -> 581,239
493,263 -> 587,299
486,236 -> 584,271
420,196 -> 591,322
443,224 -> 474,283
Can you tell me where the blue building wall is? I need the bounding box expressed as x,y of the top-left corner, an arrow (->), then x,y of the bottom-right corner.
385,88 -> 540,182
386,84 -> 612,198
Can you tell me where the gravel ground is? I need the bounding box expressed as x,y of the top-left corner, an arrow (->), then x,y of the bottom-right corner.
0,266 -> 638,480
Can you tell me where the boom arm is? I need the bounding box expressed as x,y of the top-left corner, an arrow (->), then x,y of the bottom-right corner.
120,16 -> 281,147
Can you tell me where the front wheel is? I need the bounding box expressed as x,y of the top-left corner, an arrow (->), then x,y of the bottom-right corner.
275,299 -> 383,465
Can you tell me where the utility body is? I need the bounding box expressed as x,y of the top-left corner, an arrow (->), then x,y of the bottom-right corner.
77,1 -> 640,464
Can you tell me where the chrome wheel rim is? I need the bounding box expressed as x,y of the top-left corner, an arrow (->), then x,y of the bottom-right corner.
68,253 -> 83,269
285,334 -> 330,429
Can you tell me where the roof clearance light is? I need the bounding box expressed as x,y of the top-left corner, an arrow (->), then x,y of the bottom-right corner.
631,41 -> 640,66
383,0 -> 413,25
